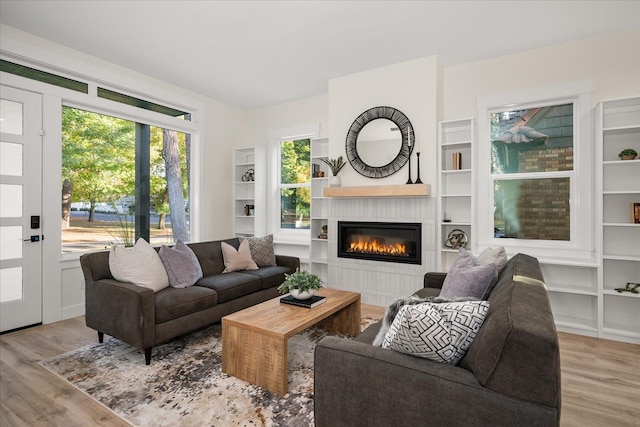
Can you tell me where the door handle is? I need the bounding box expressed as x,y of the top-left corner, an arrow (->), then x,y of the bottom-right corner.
23,235 -> 41,242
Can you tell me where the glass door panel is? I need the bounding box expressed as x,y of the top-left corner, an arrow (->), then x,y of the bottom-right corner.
0,85 -> 42,332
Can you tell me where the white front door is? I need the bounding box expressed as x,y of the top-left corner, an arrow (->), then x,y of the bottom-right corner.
0,85 -> 43,332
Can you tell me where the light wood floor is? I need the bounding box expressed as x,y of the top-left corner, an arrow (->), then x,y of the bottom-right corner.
1,305 -> 638,427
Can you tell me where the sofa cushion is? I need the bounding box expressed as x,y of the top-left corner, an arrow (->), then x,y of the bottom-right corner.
159,240 -> 203,288
242,265 -> 296,289
477,246 -> 508,299
240,234 -> 277,267
109,238 -> 169,292
382,301 -> 490,364
195,272 -> 263,303
457,253 -> 560,408
188,239 -> 237,277
440,248 -> 496,299
221,240 -> 259,273
154,285 -> 218,324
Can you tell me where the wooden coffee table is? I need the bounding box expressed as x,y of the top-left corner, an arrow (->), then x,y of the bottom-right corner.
221,288 -> 361,395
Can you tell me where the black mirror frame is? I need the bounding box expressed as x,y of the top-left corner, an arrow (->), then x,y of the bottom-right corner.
345,106 -> 414,178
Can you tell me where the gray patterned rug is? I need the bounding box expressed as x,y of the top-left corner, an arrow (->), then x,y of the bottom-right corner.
39,318 -> 376,427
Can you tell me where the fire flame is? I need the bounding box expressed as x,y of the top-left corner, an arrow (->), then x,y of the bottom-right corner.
347,239 -> 408,256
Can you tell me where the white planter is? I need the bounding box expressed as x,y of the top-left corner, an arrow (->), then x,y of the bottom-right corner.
329,176 -> 341,187
291,289 -> 316,300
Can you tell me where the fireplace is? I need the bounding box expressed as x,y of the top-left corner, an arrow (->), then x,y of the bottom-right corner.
337,221 -> 421,265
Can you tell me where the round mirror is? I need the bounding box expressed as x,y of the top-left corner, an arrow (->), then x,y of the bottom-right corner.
356,119 -> 402,167
345,106 -> 414,178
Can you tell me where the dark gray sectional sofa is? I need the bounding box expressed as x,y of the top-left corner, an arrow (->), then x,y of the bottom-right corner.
80,237 -> 299,364
314,253 -> 561,427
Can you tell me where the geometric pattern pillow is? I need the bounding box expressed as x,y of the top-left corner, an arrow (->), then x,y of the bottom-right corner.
158,240 -> 203,288
382,301 -> 490,365
239,234 -> 276,267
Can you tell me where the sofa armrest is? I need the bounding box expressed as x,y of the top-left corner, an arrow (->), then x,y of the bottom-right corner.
424,271 -> 447,289
275,254 -> 300,271
84,278 -> 156,350
315,336 -> 558,427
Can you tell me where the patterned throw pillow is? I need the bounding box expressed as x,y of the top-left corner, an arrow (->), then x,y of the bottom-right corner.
221,240 -> 259,273
239,234 -> 277,267
382,300 -> 490,365
159,240 -> 203,288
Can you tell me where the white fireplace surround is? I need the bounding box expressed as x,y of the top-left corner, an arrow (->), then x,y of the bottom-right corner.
327,196 -> 436,306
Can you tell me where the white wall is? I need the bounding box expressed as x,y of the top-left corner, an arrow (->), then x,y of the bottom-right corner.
328,56 -> 442,189
443,30 -> 640,120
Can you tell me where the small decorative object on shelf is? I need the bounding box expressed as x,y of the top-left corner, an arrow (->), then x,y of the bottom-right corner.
452,152 -> 462,170
632,203 -> 640,224
241,168 -> 255,182
321,156 -> 346,187
444,229 -> 468,249
615,282 -> 639,294
277,270 -> 323,300
618,148 -> 638,160
318,224 -> 328,239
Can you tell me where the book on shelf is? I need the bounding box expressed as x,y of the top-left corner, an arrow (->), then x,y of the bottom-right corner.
632,202 -> 640,224
280,294 -> 326,308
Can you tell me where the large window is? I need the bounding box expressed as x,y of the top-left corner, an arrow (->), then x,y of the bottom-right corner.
61,107 -> 190,253
477,81 -> 593,261
278,139 -> 310,230
491,103 -> 573,241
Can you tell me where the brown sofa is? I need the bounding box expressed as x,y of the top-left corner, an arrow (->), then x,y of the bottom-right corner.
80,237 -> 299,364
314,253 -> 561,427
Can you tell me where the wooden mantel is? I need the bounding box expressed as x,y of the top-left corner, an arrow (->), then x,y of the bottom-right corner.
323,184 -> 431,198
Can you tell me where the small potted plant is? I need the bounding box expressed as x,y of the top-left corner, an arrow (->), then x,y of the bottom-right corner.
320,156 -> 346,187
277,270 -> 323,300
619,148 -> 638,160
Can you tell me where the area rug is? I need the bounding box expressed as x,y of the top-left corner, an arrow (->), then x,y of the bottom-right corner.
39,317 -> 376,427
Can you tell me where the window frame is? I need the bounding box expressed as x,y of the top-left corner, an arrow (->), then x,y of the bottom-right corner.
476,81 -> 594,262
268,126 -> 319,244
276,137 -> 311,234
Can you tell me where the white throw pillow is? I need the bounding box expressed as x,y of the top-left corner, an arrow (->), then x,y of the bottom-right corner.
382,300 -> 490,365
221,240 -> 259,273
109,238 -> 169,292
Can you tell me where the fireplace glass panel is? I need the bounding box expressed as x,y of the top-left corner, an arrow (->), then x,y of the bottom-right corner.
338,221 -> 421,265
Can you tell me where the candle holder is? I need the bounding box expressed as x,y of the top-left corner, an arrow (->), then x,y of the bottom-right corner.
414,152 -> 423,184
406,154 -> 413,184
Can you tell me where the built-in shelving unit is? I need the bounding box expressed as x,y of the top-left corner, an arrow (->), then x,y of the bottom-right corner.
437,118 -> 474,271
233,147 -> 265,237
595,96 -> 640,343
309,137 -> 329,283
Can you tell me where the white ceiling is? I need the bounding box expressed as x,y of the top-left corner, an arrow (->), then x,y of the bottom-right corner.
1,1 -> 639,109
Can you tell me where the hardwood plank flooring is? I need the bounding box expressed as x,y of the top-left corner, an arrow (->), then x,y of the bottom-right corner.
1,305 -> 638,427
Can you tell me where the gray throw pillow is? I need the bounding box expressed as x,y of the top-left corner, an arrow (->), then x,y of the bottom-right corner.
159,240 -> 203,288
477,246 -> 508,299
239,234 -> 277,267
440,248 -> 496,300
